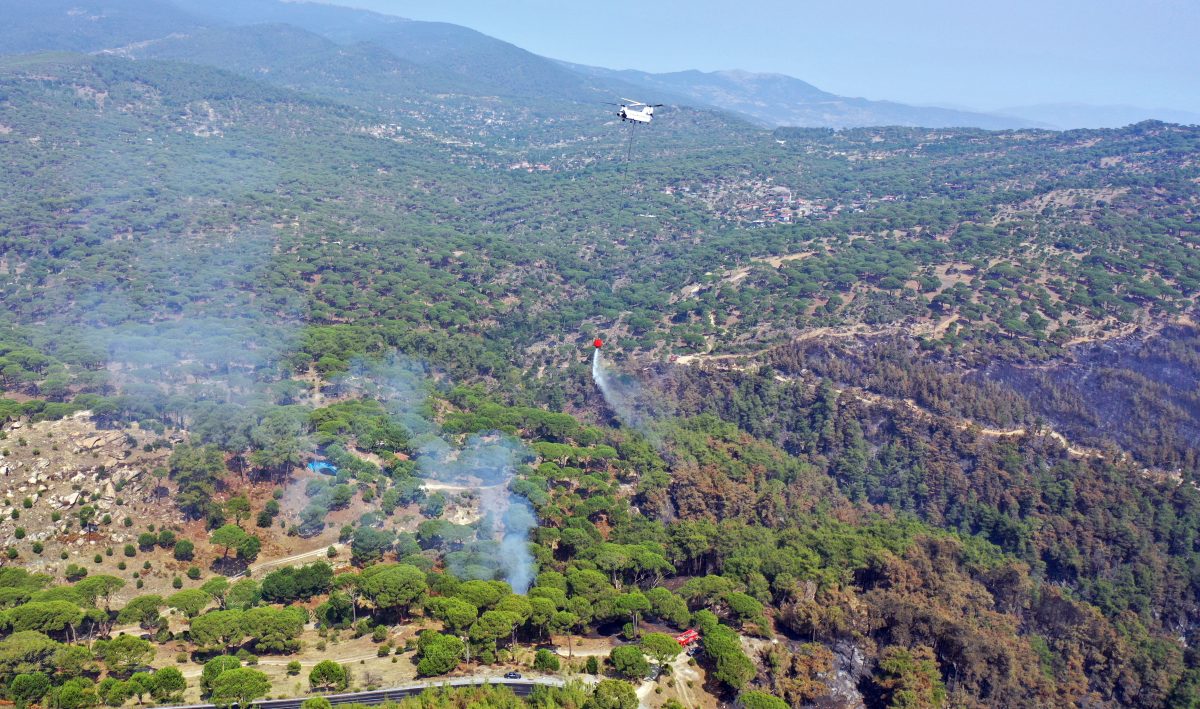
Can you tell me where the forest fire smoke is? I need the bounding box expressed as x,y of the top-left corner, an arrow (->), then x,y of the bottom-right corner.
414,434 -> 536,593
342,355 -> 537,593
591,348 -> 662,448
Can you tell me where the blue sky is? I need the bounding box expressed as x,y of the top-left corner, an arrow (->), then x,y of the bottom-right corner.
315,0 -> 1199,113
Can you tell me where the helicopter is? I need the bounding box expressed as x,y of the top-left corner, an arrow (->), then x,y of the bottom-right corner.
609,98 -> 664,124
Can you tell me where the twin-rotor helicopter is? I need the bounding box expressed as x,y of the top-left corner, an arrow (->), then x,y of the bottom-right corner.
604,98 -> 664,161
607,98 -> 664,124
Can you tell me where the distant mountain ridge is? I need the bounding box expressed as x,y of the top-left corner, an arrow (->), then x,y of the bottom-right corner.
0,0 -> 1191,130
561,63 -> 1042,130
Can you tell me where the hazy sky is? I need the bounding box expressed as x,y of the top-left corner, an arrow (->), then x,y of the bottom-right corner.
315,0 -> 1199,113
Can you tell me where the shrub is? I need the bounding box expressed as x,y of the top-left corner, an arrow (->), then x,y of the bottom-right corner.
533,649 -> 560,672
173,539 -> 195,561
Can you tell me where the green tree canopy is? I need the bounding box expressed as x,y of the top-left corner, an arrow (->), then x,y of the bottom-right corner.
608,645 -> 649,680
585,680 -> 638,709
415,631 -> 464,677
209,668 -> 270,709
200,656 -> 240,698
308,660 -> 348,692
167,589 -> 211,618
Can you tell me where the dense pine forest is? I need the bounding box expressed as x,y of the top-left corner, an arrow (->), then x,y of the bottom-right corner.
1,3 -> 1199,709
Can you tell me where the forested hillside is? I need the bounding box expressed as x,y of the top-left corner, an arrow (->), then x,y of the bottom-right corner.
1,6 -> 1199,709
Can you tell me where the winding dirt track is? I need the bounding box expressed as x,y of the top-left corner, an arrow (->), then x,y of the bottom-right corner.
248,543 -> 346,574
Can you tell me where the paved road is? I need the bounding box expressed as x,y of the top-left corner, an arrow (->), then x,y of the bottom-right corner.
160,677 -> 566,709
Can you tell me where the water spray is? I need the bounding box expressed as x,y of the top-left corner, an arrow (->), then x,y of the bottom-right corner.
591,342 -> 661,449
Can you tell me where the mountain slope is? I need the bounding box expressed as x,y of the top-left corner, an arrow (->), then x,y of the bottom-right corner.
0,0 -> 206,54
168,0 -> 408,41
114,23 -> 485,99
171,0 -> 639,103
564,64 -> 1041,129
4,51 -> 1200,709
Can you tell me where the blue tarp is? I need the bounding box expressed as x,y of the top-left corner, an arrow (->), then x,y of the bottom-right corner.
306,460 -> 338,475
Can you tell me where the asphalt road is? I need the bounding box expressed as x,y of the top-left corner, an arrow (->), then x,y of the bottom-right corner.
161,677 -> 567,709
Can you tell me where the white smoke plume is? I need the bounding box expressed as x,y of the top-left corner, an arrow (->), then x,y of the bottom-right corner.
338,354 -> 538,593
592,348 -> 663,449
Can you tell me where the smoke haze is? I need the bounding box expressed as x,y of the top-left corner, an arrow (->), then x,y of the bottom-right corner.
339,354 -> 538,593
592,348 -> 663,449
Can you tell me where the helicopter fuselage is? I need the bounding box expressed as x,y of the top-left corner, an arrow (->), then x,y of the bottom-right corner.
619,106 -> 654,123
